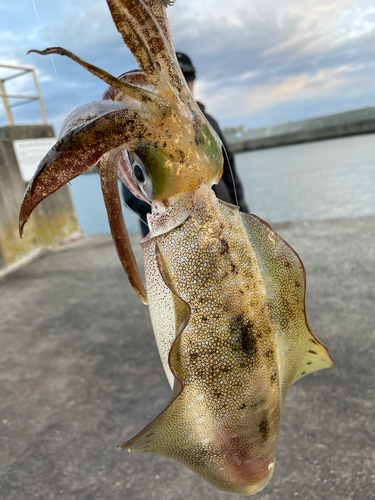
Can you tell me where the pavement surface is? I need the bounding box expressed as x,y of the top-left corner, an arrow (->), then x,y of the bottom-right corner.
0,216 -> 374,500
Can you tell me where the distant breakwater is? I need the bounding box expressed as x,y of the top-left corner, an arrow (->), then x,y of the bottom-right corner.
224,106 -> 375,153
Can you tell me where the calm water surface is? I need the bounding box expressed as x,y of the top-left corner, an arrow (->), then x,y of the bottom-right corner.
69,133 -> 375,234
236,133 -> 375,223
69,175 -> 141,234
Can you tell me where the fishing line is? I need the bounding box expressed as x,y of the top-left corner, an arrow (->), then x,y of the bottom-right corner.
222,142 -> 239,208
31,0 -> 71,114
121,198 -> 149,230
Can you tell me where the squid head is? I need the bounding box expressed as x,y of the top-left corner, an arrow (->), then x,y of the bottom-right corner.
19,0 -> 223,304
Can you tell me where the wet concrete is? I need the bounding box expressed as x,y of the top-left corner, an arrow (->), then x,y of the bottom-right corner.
0,217 -> 374,500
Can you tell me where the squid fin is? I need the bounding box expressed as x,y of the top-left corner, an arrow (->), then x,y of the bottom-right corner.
119,391 -> 184,453
241,213 -> 334,399
120,240 -> 192,450
155,242 -> 190,384
119,244 -> 191,452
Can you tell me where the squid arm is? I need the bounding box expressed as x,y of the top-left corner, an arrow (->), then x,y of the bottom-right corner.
98,149 -> 148,303
28,47 -> 167,109
19,105 -> 154,303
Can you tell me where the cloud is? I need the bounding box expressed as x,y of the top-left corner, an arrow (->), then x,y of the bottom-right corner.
200,65 -> 359,117
2,0 -> 375,132
171,0 -> 375,127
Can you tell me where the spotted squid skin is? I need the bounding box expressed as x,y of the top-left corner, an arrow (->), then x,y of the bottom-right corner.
122,187 -> 333,495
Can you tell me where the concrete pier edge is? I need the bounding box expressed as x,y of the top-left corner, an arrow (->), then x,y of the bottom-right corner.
224,106 -> 375,153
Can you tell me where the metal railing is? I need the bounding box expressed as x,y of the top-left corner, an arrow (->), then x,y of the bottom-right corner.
0,64 -> 47,125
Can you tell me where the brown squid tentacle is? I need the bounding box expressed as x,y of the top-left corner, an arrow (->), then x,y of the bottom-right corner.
98,150 -> 148,304
106,0 -> 156,78
107,0 -> 185,93
27,47 -> 166,109
143,0 -> 175,49
19,107 -> 150,236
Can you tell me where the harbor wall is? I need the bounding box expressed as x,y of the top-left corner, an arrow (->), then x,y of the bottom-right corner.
0,125 -> 80,275
225,106 -> 375,153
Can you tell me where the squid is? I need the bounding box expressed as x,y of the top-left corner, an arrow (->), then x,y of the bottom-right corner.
19,0 -> 334,495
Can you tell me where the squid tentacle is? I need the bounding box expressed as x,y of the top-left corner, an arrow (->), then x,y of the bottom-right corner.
58,100 -> 130,139
107,0 -> 185,94
98,150 -> 148,303
107,0 -> 156,77
19,107 -> 151,236
143,0 -> 175,48
102,69 -> 152,105
28,47 -> 166,109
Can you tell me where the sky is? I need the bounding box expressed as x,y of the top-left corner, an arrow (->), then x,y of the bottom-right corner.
1,0 -> 375,134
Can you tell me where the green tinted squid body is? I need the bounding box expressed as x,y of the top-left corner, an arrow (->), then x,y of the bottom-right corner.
19,0 -> 333,495
129,185 -> 332,495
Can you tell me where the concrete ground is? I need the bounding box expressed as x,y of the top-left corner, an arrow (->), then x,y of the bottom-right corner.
0,216 -> 374,500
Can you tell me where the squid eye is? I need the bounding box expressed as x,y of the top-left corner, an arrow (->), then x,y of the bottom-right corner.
131,154 -> 153,200
134,164 -> 146,184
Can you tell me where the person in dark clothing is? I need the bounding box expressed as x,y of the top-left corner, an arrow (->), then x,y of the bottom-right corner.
123,52 -> 249,237
195,100 -> 248,212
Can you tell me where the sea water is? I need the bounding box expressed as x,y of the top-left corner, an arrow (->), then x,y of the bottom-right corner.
69,133 -> 375,234
236,133 -> 375,223
69,174 -> 141,234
